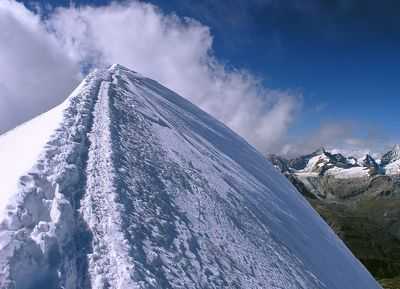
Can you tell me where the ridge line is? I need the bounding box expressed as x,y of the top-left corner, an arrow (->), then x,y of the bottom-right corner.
81,75 -> 144,289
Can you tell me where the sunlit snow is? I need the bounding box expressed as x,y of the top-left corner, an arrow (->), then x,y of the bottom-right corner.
0,81 -> 86,219
0,65 -> 381,289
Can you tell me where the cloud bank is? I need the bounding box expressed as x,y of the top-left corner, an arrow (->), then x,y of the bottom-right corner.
0,0 -> 80,134
0,0 -> 300,154
49,1 -> 301,152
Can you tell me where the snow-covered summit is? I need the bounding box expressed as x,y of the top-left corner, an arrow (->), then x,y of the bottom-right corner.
381,144 -> 400,166
362,154 -> 379,169
271,145 -> 400,179
0,65 -> 380,289
380,145 -> 400,175
382,144 -> 400,165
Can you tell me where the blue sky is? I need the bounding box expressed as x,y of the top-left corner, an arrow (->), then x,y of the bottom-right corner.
150,0 -> 400,140
16,0 -> 400,153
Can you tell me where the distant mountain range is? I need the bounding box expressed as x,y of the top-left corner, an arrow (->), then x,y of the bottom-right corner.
268,146 -> 400,289
269,145 -> 400,200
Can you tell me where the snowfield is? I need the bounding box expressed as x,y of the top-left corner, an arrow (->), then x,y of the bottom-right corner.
0,80 -> 86,220
0,65 -> 381,289
325,166 -> 370,179
385,160 -> 400,175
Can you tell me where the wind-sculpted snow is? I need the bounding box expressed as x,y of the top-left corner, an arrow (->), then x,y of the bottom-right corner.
0,65 -> 381,289
0,70 -> 106,289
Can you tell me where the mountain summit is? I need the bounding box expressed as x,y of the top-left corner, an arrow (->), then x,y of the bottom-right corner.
382,144 -> 400,165
0,65 -> 380,289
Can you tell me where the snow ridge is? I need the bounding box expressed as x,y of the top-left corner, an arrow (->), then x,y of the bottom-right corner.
0,69 -> 106,289
0,65 -> 382,289
82,74 -> 145,288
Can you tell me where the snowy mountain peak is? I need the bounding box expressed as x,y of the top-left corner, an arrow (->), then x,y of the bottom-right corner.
110,63 -> 125,70
381,144 -> 400,165
0,65 -> 380,289
362,154 -> 378,168
313,147 -> 326,155
381,144 -> 400,175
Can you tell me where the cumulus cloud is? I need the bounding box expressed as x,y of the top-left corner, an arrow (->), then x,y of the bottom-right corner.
47,1 -> 300,152
0,0 -> 80,134
0,0 -> 300,153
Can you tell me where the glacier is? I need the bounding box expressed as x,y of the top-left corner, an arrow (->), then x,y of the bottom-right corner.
0,64 -> 381,289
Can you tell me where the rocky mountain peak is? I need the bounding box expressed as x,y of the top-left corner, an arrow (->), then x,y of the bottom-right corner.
312,147 -> 326,156
381,144 -> 400,165
362,154 -> 378,168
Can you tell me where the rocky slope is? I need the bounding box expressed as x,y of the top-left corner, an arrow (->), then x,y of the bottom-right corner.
0,65 -> 381,289
269,147 -> 400,288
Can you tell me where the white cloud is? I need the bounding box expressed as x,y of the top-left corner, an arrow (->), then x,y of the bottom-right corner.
48,1 -> 300,153
0,0 -> 80,134
0,0 -> 300,154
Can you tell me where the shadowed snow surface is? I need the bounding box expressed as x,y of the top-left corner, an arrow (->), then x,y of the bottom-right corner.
0,65 -> 381,289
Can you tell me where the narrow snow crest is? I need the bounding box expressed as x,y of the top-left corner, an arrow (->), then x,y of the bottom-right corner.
0,69 -> 109,289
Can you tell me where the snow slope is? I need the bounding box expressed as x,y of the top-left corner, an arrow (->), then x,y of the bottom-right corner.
385,160 -> 400,175
0,65 -> 381,289
0,80 -> 87,220
383,145 -> 400,175
325,166 -> 370,179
